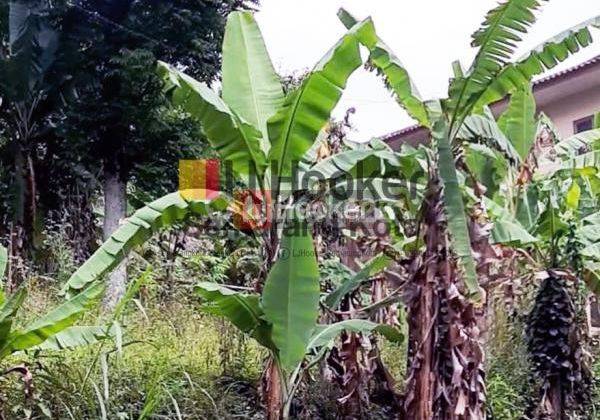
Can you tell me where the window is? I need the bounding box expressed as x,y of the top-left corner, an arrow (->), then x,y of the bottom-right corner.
574,115 -> 594,134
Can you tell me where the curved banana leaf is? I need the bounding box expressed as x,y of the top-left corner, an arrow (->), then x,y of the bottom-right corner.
475,15 -> 600,109
1,282 -> 104,358
304,146 -> 427,195
196,282 -> 274,350
308,319 -> 403,350
158,62 -> 266,184
222,12 -> 284,147
267,18 -> 371,179
491,219 -> 539,246
63,192 -> 228,297
457,111 -> 520,165
325,253 -> 392,309
497,84 -> 537,161
555,128 -> 600,158
32,326 -> 111,351
309,149 -> 403,180
447,0 -> 543,125
0,288 -> 26,346
262,222 -> 320,371
434,118 -> 480,301
324,178 -> 426,209
559,151 -> 600,175
337,8 -> 429,127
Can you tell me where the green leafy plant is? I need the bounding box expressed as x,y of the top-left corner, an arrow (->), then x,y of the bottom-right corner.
339,4 -> 599,417
0,282 -> 108,365
196,223 -> 399,418
461,87 -> 600,416
58,11 -> 388,419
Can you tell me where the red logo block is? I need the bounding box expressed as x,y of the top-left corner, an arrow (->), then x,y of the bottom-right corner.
179,159 -> 220,200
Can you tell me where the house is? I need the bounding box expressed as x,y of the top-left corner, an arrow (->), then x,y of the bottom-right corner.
383,54 -> 600,148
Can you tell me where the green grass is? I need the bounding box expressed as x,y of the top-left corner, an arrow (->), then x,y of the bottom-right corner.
1,283 -> 265,419
5,271 -> 600,419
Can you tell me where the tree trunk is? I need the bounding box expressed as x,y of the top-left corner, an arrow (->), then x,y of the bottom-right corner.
102,167 -> 127,309
262,357 -> 284,420
526,271 -> 591,419
7,143 -> 34,291
403,176 -> 486,419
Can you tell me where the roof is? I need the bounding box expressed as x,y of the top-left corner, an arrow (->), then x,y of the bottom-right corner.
383,54 -> 600,142
533,54 -> 600,89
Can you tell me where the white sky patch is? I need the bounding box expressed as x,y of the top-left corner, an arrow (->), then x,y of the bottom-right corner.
255,0 -> 600,142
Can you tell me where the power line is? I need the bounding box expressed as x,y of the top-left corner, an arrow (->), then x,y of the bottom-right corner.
66,1 -> 167,48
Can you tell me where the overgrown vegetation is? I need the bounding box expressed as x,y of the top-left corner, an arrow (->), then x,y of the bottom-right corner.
0,0 -> 599,419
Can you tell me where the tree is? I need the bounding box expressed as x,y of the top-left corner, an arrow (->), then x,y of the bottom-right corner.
339,4 -> 600,417
0,0 -> 60,288
476,107 -> 600,417
46,0 -> 257,308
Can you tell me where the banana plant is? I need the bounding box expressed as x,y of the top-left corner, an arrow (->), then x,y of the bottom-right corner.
62,11 -> 374,297
59,11 -> 382,419
195,221 -> 401,419
157,12 -> 378,267
493,170 -> 599,418
339,4 -> 599,417
462,89 -> 600,417
0,247 -> 108,374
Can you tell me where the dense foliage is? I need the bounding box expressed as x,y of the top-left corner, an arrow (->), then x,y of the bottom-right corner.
0,1 -> 599,419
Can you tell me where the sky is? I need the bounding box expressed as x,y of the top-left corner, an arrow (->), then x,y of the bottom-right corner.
255,0 -> 600,142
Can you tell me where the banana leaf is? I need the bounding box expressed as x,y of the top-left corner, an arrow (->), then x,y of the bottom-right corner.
32,326 -> 111,351
159,62 -> 266,184
434,118 -> 481,300
497,84 -> 537,161
337,8 -> 429,127
308,319 -> 403,350
196,282 -> 274,350
555,128 -> 600,157
447,0 -> 543,124
1,282 -> 104,358
325,253 -> 392,309
262,221 -> 320,371
267,18 -> 371,180
475,15 -> 600,109
221,11 -> 284,148
63,192 -> 228,297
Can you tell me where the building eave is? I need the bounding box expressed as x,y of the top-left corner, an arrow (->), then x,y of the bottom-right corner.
383,54 -> 600,144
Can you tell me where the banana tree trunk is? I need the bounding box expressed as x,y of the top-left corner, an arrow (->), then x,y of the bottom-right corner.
262,356 -> 284,420
403,177 -> 486,419
260,223 -> 286,419
526,271 -> 591,419
102,166 -> 127,309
